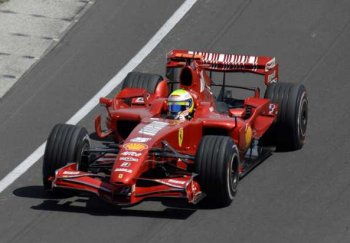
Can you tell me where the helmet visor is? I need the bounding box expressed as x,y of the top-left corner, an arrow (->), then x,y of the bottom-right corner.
169,104 -> 187,113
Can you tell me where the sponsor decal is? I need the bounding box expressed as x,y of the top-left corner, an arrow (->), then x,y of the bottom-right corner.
265,58 -> 276,70
115,168 -> 133,173
63,171 -> 80,175
119,157 -> 138,162
154,179 -> 187,189
121,151 -> 142,157
118,174 -> 123,179
244,125 -> 253,149
267,70 -> 277,84
168,179 -> 186,185
120,162 -> 131,167
200,70 -> 205,92
268,103 -> 277,115
123,143 -> 148,151
139,121 -> 168,136
178,128 -> 184,147
130,137 -> 151,143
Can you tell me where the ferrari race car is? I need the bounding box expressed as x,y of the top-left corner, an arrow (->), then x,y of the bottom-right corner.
42,49 -> 308,207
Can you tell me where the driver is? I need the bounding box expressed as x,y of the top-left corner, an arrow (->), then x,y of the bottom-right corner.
167,89 -> 194,120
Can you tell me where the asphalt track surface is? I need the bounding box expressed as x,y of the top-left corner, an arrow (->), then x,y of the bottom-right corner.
0,0 -> 350,242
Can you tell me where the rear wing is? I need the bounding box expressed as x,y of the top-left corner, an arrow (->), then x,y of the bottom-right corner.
167,49 -> 279,85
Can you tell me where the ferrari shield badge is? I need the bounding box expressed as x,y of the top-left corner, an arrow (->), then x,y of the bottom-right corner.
178,128 -> 184,147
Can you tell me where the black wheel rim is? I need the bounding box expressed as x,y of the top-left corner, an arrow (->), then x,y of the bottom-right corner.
298,96 -> 308,138
227,154 -> 239,199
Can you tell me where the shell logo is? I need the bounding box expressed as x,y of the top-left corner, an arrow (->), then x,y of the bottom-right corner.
245,125 -> 253,149
123,143 -> 148,151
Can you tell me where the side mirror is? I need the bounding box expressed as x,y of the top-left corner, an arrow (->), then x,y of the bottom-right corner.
99,97 -> 112,107
229,108 -> 246,118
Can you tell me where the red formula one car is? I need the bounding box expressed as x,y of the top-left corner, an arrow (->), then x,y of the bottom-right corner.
42,49 -> 308,207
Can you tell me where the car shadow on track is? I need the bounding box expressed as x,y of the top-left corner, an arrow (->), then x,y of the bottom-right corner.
13,185 -> 197,220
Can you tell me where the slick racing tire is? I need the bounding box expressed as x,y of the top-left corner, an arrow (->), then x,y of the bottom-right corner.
263,82 -> 308,151
195,135 -> 239,207
42,124 -> 90,191
122,71 -> 163,94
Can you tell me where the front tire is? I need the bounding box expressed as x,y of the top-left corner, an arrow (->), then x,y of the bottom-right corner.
195,135 -> 239,207
42,124 -> 90,191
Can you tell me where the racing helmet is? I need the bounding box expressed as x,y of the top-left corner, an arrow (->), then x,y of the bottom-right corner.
168,89 -> 194,119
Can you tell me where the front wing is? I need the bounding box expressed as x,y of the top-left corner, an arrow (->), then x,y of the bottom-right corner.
52,163 -> 203,206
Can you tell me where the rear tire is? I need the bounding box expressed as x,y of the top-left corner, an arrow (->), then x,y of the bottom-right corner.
263,82 -> 308,151
42,124 -> 90,191
122,72 -> 163,93
195,135 -> 239,207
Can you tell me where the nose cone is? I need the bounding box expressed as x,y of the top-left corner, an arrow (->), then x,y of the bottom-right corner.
111,143 -> 149,185
110,118 -> 178,185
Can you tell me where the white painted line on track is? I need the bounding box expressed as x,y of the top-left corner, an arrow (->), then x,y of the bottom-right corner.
0,0 -> 198,193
